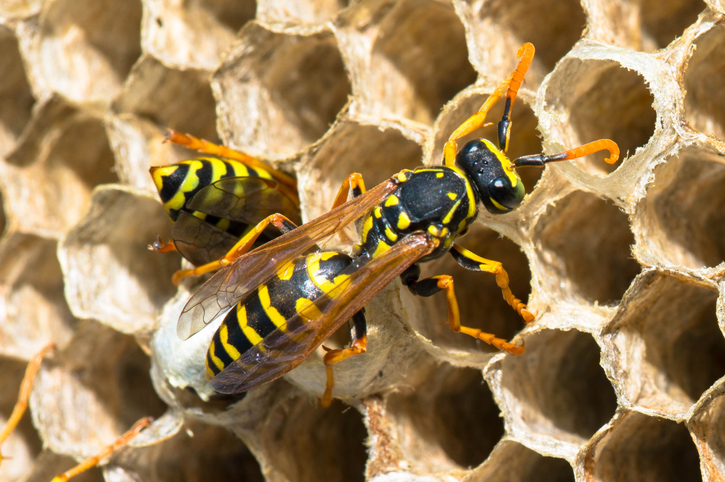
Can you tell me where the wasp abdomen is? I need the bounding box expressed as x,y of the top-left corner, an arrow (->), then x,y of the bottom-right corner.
205,251 -> 353,378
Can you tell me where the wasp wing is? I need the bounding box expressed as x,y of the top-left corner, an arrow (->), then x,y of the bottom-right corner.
172,177 -> 302,266
186,177 -> 301,226
209,232 -> 436,394
177,178 -> 399,340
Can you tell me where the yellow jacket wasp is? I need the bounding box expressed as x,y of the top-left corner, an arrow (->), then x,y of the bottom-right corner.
171,43 -> 619,407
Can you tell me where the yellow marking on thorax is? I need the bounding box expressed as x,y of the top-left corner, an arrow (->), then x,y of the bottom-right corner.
372,240 -> 391,258
277,260 -> 296,280
296,298 -> 323,323
258,285 -> 288,330
384,225 -> 398,242
397,211 -> 411,230
448,165 -> 477,221
384,195 -> 399,207
361,215 -> 374,243
219,324 -> 241,360
374,206 -> 382,219
447,192 -> 457,201
207,340 -> 225,371
436,172 -> 444,178
236,303 -> 264,345
442,197 -> 462,225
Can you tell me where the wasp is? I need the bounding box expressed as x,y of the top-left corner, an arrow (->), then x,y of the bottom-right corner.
148,130 -> 301,276
174,43 -> 620,407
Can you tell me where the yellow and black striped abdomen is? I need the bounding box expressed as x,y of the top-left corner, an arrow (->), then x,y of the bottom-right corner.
205,251 -> 353,379
150,157 -> 273,222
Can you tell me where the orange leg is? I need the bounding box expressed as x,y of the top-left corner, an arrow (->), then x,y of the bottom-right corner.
443,42 -> 535,166
434,275 -> 524,355
165,129 -> 297,191
450,245 -> 535,323
320,312 -> 367,407
147,235 -> 178,254
0,342 -> 55,464
51,417 -> 152,482
331,173 -> 367,210
172,213 -> 299,285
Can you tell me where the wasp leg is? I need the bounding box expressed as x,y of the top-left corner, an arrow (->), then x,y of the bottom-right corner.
172,213 -> 300,284
406,274 -> 524,355
51,417 -> 152,482
443,42 -> 535,166
331,172 -> 367,210
147,234 -> 178,253
450,244 -> 535,323
514,139 -> 620,168
0,343 -> 55,464
321,311 -> 367,407
164,129 -> 297,194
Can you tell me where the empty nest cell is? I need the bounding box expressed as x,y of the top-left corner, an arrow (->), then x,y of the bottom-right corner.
473,441 -> 574,482
257,397 -> 367,482
495,329 -> 617,445
38,0 -> 142,102
642,148 -> 725,270
412,223 -> 531,353
587,411 -> 701,482
0,27 -> 35,158
684,22 -> 725,140
59,186 -> 180,334
113,55 -> 219,143
634,0 -> 705,51
535,190 -> 639,304
604,272 -> 725,415
545,58 -> 656,173
2,102 -> 117,235
367,0 -> 476,125
464,0 -> 585,80
214,24 -> 351,159
386,364 -> 505,471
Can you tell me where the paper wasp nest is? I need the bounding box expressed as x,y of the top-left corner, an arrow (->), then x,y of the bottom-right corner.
1,0 -> 724,480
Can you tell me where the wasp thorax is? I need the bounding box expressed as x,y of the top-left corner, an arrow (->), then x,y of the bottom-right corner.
455,138 -> 525,214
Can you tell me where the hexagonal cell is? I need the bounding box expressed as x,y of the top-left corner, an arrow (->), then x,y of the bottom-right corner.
684,23 -> 725,141
586,411 -> 701,482
385,364 -> 505,471
0,26 -> 35,157
535,190 -> 640,304
0,357 -> 44,481
31,321 -> 168,461
38,0 -> 142,102
257,0 -> 347,24
690,389 -> 725,480
493,330 -> 617,445
299,120 -> 423,221
603,272 -> 725,415
430,88 -> 544,194
544,59 -> 656,174
113,55 -> 219,143
112,419 -> 264,482
59,186 -> 180,334
460,0 -> 585,81
472,441 -> 574,482
640,148 -> 725,270
2,99 -> 117,236
635,0 -> 704,51
367,0 -> 476,125
0,233 -> 75,359
214,24 -> 351,159
409,223 -> 532,354
143,0 -> 255,69
254,397 -> 367,482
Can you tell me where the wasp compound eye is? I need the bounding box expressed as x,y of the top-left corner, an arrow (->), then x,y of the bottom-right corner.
489,176 -> 524,210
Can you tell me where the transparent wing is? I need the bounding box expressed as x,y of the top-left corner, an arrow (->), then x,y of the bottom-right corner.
210,232 -> 436,394
177,178 -> 399,340
187,177 -> 301,226
172,211 -> 240,266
